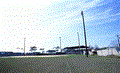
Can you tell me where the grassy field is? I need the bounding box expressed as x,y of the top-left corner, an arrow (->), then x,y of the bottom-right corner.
0,55 -> 120,73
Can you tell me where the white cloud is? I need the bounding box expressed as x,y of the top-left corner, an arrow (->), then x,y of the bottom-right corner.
74,8 -> 119,25
81,0 -> 104,11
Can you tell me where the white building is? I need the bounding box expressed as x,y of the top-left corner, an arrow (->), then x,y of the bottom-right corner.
97,47 -> 120,56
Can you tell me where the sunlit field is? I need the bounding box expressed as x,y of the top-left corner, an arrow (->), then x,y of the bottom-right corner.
0,55 -> 120,72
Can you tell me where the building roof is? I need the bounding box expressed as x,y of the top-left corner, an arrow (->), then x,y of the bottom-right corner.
64,45 -> 90,49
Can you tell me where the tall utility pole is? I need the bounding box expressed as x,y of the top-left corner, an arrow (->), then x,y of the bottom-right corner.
81,11 -> 88,57
24,37 -> 26,56
77,32 -> 80,50
59,37 -> 61,49
117,35 -> 120,47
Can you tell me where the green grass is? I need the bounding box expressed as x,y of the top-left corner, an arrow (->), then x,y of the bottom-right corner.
0,55 -> 120,73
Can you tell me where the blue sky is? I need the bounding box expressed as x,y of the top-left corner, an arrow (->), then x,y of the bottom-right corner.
0,0 -> 120,52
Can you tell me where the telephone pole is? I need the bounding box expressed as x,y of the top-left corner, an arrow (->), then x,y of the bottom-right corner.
117,35 -> 120,47
81,11 -> 88,57
59,37 -> 61,49
77,32 -> 80,50
24,37 -> 26,56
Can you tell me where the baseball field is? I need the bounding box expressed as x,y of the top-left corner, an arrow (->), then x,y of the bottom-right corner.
0,54 -> 120,73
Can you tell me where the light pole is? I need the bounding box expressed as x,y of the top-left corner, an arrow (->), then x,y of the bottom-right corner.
77,32 -> 80,51
81,11 -> 88,57
117,35 -> 120,47
59,37 -> 61,49
24,37 -> 26,56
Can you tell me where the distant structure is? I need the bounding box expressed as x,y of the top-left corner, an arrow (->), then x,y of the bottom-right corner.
64,45 -> 92,55
97,47 -> 120,56
30,46 -> 37,52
